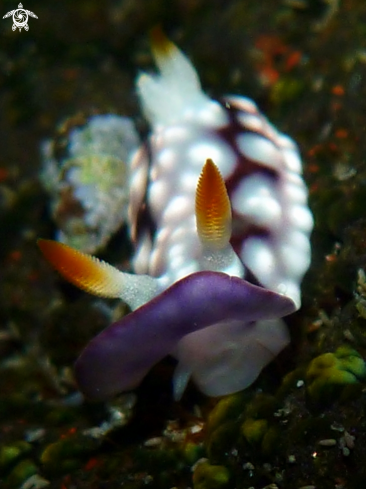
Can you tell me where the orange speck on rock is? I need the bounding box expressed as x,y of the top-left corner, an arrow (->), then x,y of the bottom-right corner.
61,475 -> 71,489
325,253 -> 337,262
307,144 -> 323,157
255,35 -> 287,56
308,164 -> 320,173
328,142 -> 339,152
0,167 -> 8,182
28,271 -> 39,282
254,34 -> 289,87
331,85 -> 345,96
258,66 -> 279,86
307,320 -> 322,333
9,250 -> 22,262
63,69 -> 79,81
335,129 -> 348,139
331,101 -> 342,112
84,457 -> 99,471
285,51 -> 302,71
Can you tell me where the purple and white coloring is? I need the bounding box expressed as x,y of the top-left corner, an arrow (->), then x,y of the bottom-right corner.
39,32 -> 313,401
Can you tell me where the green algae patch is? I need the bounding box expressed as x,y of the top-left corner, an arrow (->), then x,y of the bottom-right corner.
206,393 -> 246,438
241,418 -> 268,445
261,425 -> 283,455
276,367 -> 307,401
40,435 -> 99,475
183,442 -> 206,466
306,346 -> 366,404
0,441 -> 32,471
205,391 -> 283,463
193,461 -> 230,489
206,419 -> 238,462
6,459 -> 38,488
240,394 -> 283,455
270,76 -> 305,106
244,393 -> 278,419
205,393 -> 247,461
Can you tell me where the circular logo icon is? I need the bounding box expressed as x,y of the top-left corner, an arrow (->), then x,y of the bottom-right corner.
12,7 -> 28,31
3,3 -> 38,32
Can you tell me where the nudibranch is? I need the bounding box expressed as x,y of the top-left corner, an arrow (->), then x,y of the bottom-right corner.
38,30 -> 313,401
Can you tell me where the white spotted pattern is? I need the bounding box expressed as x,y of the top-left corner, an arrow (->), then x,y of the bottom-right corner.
129,79 -> 313,309
126,34 -> 313,399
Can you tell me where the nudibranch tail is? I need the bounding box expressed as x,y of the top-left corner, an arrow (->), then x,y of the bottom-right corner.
149,27 -> 182,72
195,158 -> 232,250
37,239 -> 159,310
137,28 -> 208,126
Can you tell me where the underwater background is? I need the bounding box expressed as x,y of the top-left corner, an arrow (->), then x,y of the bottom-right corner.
1,0 -> 366,487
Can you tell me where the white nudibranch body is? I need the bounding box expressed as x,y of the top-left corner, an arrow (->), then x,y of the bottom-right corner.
39,33 -> 313,401
125,33 -> 313,398
129,37 -> 313,308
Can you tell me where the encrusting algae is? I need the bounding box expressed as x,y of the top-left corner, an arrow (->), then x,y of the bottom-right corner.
41,114 -> 139,254
305,346 -> 366,404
